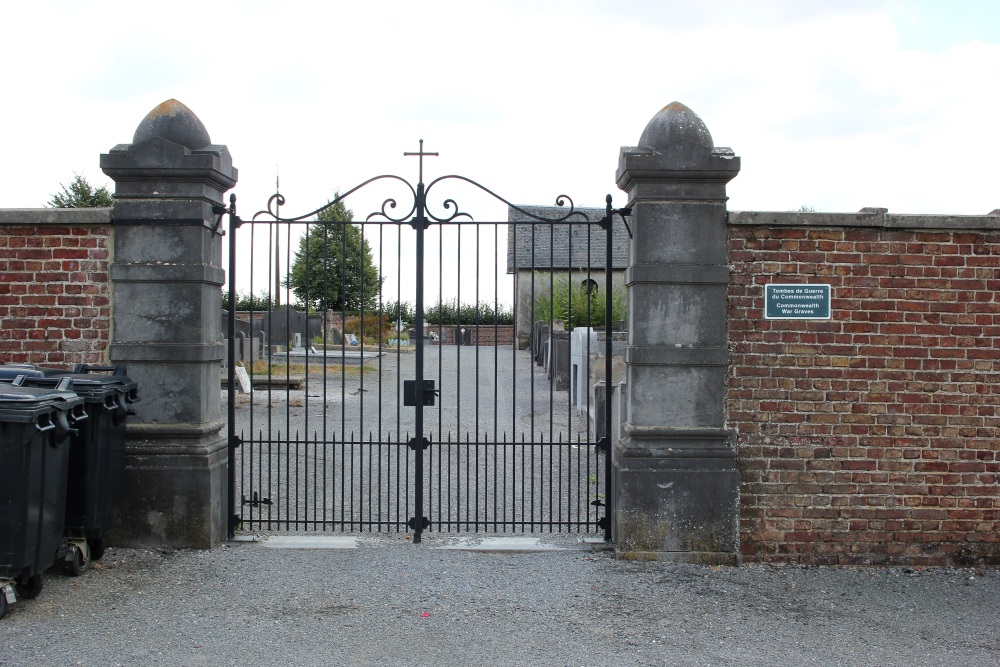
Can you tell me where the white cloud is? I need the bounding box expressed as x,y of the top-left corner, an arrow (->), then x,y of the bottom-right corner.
2,1 -> 996,218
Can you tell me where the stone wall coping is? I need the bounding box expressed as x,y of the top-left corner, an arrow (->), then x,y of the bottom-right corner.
0,207 -> 113,225
728,208 -> 1000,231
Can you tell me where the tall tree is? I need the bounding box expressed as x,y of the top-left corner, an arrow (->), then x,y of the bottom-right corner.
286,198 -> 383,311
48,174 -> 114,208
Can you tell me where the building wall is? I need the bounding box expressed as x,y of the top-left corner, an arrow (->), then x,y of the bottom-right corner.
0,209 -> 112,367
432,324 -> 515,346
728,211 -> 1000,565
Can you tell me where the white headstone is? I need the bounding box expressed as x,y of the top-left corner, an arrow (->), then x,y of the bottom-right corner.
235,366 -> 252,394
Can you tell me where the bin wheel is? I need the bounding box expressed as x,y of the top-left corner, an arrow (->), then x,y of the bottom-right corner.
15,573 -> 43,600
89,538 -> 105,562
0,593 -> 7,620
65,545 -> 89,577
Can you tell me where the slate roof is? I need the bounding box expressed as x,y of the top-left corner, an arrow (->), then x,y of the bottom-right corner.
506,205 -> 629,274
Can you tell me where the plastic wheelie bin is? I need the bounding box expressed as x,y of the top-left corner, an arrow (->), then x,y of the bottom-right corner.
0,379 -> 84,620
12,366 -> 138,576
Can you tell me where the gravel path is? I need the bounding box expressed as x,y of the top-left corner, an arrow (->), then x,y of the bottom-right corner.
1,536 -> 998,666
233,345 -> 592,441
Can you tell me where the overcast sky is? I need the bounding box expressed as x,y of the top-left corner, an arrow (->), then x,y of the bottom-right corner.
3,1 -> 997,300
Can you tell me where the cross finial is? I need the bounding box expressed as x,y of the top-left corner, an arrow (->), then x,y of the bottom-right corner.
404,139 -> 439,183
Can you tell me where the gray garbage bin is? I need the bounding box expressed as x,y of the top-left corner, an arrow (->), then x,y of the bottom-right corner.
15,367 -> 138,574
0,364 -> 138,575
0,380 -> 84,620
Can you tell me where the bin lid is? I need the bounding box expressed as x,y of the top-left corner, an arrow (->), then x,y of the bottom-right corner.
18,373 -> 136,397
0,364 -> 52,382
0,383 -> 83,410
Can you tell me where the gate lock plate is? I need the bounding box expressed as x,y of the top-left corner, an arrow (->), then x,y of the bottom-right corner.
403,379 -> 438,406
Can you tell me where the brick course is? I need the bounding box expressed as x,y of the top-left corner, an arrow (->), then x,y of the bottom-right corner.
0,223 -> 111,367
432,324 -> 515,346
729,224 -> 1000,566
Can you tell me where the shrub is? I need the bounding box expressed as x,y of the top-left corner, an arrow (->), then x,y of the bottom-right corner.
382,300 -> 415,325
532,272 -> 627,329
424,299 -> 514,326
222,290 -> 276,311
343,313 -> 392,344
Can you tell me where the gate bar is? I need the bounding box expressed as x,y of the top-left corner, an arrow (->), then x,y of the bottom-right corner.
227,194 -> 240,538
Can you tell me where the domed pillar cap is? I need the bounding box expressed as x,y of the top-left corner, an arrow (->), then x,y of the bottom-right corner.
638,101 -> 713,153
133,99 -> 212,149
101,99 -> 237,203
617,102 -> 739,190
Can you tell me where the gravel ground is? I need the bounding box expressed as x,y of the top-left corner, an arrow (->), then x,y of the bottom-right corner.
2,535 -> 998,667
232,346 -> 604,531
5,351 -> 996,665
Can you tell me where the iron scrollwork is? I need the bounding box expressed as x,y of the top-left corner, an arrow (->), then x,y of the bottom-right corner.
247,142 -> 594,227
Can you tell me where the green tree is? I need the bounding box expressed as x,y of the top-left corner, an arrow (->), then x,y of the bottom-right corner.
222,290 -> 276,311
533,272 -> 627,329
286,198 -> 383,311
48,174 -> 114,208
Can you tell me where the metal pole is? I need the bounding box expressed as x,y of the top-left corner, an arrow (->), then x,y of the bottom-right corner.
604,195 -> 614,542
227,194 -> 239,538
413,181 -> 426,543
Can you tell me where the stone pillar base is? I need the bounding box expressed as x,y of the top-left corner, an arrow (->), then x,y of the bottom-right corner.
113,431 -> 228,548
612,428 -> 739,565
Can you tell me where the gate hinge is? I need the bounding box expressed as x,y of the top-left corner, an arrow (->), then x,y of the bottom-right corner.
595,436 -> 610,453
408,516 -> 430,531
591,498 -> 605,508
408,436 -> 431,451
597,517 -> 609,531
230,435 -> 243,450
229,513 -> 242,532
598,194 -> 632,238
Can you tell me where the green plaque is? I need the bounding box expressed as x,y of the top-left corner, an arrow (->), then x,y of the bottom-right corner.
764,284 -> 831,320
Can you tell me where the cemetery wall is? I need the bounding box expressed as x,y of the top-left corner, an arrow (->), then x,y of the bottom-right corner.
0,209 -> 112,367
727,210 -> 1000,565
432,324 -> 515,346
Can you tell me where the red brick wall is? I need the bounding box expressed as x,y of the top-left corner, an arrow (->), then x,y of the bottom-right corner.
0,223 -> 111,367
433,324 -> 515,346
728,224 -> 1000,566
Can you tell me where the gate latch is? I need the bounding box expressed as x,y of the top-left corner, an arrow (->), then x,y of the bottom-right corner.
403,379 -> 438,406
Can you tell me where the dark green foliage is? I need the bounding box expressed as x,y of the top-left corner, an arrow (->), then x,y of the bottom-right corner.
532,272 -> 627,328
48,174 -> 114,208
286,198 -> 383,311
382,300 -> 416,325
222,290 -> 276,311
424,299 -> 514,326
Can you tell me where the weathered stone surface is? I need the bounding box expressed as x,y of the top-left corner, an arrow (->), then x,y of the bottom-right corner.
133,99 -> 212,149
613,102 -> 740,562
728,208 -> 1000,230
0,208 -> 112,225
102,100 -> 236,548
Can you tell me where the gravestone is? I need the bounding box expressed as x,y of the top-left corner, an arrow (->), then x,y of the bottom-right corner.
261,305 -> 309,348
549,331 -> 570,391
221,310 -> 253,338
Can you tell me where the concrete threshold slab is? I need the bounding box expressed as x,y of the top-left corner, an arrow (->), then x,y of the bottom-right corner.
261,535 -> 359,549
435,537 -> 577,552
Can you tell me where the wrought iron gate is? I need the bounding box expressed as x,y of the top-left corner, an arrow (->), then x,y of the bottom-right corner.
225,143 -> 628,542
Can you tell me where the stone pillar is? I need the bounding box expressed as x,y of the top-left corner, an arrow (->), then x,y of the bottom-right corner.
101,100 -> 237,548
612,102 -> 740,563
